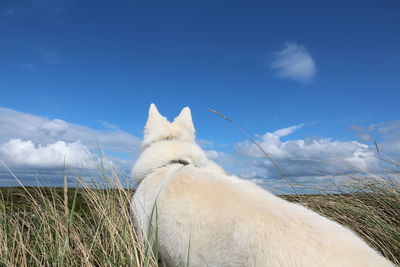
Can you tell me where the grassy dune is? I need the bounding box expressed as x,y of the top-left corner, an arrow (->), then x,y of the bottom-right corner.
0,185 -> 158,266
0,179 -> 399,266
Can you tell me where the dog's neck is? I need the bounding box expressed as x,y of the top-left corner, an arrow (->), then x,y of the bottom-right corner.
134,158 -> 190,183
142,136 -> 179,151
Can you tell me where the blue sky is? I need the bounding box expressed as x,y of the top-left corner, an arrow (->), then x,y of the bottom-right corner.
1,0 -> 399,191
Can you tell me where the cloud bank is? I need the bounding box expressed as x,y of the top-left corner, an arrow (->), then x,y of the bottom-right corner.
271,42 -> 316,83
1,107 -> 398,192
208,123 -> 385,192
0,107 -> 141,155
1,139 -> 92,169
0,107 -> 140,178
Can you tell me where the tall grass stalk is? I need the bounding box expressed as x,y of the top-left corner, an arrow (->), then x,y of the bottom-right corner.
0,170 -> 158,266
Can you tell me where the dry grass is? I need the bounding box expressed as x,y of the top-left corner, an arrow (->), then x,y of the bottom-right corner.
0,162 -> 399,266
1,177 -> 399,266
284,187 -> 400,265
0,182 -> 158,266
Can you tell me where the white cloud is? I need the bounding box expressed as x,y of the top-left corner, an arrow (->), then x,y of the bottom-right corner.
350,120 -> 400,154
0,107 -> 141,174
210,123 -> 379,183
0,107 -> 141,154
271,42 -> 316,83
0,139 -> 93,169
273,123 -> 305,137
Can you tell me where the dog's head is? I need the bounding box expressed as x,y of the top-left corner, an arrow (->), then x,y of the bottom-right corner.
132,104 -> 214,181
143,103 -> 195,149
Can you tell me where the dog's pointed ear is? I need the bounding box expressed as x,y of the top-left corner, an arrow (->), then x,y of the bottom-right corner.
145,103 -> 168,133
173,107 -> 195,135
148,103 -> 160,118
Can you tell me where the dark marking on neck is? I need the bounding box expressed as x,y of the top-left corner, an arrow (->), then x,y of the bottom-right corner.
169,159 -> 189,166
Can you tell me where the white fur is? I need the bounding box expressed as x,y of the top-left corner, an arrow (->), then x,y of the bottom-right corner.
131,104 -> 393,267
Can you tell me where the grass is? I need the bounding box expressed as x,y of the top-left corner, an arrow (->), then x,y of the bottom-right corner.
0,184 -> 158,266
284,190 -> 400,265
0,175 -> 399,266
0,153 -> 399,266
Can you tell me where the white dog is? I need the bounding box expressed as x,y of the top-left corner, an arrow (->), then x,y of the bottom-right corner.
131,104 -> 393,267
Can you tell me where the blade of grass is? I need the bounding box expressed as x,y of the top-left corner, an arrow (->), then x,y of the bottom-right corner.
208,108 -> 297,194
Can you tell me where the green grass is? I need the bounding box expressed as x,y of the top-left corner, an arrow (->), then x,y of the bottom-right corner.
0,185 -> 158,266
1,154 -> 399,266
0,179 -> 399,266
284,190 -> 400,265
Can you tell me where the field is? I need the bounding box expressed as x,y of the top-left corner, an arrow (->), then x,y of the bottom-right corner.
0,180 -> 399,266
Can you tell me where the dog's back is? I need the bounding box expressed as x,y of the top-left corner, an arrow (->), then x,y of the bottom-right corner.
131,104 -> 393,267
